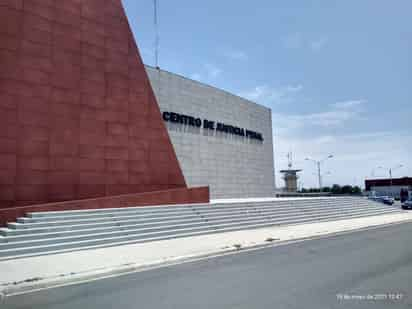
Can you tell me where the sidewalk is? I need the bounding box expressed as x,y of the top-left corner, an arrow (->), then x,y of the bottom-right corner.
1,211 -> 412,297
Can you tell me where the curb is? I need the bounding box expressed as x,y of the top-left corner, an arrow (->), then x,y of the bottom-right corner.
1,218 -> 412,297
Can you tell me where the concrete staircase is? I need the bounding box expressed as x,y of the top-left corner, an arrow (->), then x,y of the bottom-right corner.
0,197 -> 402,260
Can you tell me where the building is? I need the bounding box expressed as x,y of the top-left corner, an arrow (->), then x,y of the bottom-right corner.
146,66 -> 276,199
279,152 -> 301,193
0,0 -> 208,225
280,169 -> 302,192
0,0 -> 277,226
365,177 -> 412,198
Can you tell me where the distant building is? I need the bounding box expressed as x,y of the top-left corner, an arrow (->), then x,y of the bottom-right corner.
279,152 -> 302,193
365,177 -> 412,198
280,169 -> 302,192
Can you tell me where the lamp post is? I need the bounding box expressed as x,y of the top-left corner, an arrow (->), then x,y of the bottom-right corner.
376,164 -> 404,197
305,155 -> 334,190
389,164 -> 403,191
371,166 -> 383,177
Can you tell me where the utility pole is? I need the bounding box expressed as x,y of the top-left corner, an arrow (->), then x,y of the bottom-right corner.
305,155 -> 334,190
375,164 -> 403,197
317,161 -> 322,189
389,164 -> 403,196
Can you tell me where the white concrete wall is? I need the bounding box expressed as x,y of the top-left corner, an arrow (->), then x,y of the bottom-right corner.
146,66 -> 275,198
370,186 -> 410,198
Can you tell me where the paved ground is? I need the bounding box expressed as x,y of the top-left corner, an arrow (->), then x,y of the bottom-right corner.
2,222 -> 412,309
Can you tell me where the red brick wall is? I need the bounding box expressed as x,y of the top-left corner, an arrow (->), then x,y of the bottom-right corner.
0,187 -> 210,226
0,0 -> 191,208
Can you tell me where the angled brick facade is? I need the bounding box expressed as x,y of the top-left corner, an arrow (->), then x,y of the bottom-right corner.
0,0 -> 207,213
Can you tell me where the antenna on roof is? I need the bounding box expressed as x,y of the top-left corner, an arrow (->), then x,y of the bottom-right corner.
153,0 -> 160,69
287,151 -> 293,169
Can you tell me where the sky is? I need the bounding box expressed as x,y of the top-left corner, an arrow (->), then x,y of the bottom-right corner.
122,0 -> 412,189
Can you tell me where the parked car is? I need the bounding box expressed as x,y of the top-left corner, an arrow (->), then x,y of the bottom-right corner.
381,196 -> 395,205
369,196 -> 395,205
402,199 -> 412,210
382,197 -> 395,205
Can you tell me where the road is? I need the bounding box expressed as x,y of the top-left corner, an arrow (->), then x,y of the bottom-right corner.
2,222 -> 412,309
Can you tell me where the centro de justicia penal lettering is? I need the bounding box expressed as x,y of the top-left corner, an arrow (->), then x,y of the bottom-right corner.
162,111 -> 264,141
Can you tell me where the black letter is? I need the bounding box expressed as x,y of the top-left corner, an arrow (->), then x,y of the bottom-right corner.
195,118 -> 202,127
162,112 -> 170,121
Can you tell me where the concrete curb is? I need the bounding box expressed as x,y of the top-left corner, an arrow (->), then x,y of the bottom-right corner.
1,218 -> 411,298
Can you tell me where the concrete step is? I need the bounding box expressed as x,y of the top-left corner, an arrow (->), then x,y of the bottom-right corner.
2,202 -> 395,238
0,197 -> 401,259
13,198 -> 376,225
20,201 -> 317,222
25,203 -> 208,218
7,202 -> 378,233
0,207 -> 398,260
17,209 -> 196,224
1,203 -> 389,239
25,197 -> 366,218
2,215 -> 202,236
23,201 -> 274,219
0,208 -> 400,248
1,204 -> 397,245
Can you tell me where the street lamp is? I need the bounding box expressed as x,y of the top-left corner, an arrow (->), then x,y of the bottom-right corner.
389,164 -> 403,187
376,164 -> 404,197
371,166 -> 384,177
298,181 -> 303,192
305,155 -> 334,190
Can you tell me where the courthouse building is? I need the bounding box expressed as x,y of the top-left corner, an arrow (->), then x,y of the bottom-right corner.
146,66 -> 275,198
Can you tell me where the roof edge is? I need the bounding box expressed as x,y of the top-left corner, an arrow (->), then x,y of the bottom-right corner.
144,64 -> 272,113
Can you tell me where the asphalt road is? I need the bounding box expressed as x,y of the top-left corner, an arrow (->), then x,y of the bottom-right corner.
3,222 -> 412,309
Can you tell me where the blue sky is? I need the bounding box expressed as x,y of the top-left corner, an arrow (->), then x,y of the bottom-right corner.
123,0 -> 412,188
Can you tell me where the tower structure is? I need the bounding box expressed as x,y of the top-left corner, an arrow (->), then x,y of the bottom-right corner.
279,152 -> 302,192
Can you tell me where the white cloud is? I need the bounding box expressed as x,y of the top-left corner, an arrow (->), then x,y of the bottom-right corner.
310,37 -> 328,52
189,64 -> 222,83
285,85 -> 303,92
273,97 -> 411,188
274,130 -> 412,189
332,99 -> 365,109
297,110 -> 356,126
204,63 -> 222,79
223,49 -> 248,61
283,33 -> 328,52
239,84 -> 303,105
283,32 -> 303,49
273,99 -> 366,132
